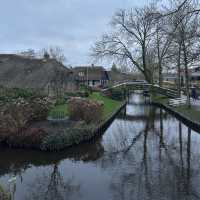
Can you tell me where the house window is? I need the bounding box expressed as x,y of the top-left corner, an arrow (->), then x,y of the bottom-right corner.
78,72 -> 84,77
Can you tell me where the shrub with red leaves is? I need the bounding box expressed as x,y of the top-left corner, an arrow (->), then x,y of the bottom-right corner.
68,97 -> 103,124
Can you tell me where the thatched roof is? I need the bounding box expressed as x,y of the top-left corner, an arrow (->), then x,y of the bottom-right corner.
73,66 -> 109,81
0,54 -> 72,89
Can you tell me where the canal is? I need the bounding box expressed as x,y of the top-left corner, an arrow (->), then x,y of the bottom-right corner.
0,93 -> 200,200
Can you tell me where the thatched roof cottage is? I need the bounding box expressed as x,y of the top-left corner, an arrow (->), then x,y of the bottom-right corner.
0,54 -> 75,96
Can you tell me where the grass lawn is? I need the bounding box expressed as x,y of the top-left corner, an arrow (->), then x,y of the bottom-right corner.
152,94 -> 200,123
48,104 -> 68,118
88,92 -> 122,119
151,94 -> 169,104
174,105 -> 200,123
48,92 -> 122,119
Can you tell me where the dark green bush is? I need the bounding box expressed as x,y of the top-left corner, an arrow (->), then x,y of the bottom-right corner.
41,125 -> 95,151
79,84 -> 93,94
109,88 -> 124,100
12,88 -> 34,98
0,88 -> 43,103
0,185 -> 11,200
65,91 -> 89,98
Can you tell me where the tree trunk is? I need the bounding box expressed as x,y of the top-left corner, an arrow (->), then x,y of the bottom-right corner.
158,60 -> 163,87
182,40 -> 191,107
177,42 -> 182,97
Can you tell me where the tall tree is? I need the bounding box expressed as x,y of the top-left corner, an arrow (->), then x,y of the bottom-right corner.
91,6 -> 157,83
172,0 -> 200,106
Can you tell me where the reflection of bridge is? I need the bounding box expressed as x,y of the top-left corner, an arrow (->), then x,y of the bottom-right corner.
102,81 -> 179,98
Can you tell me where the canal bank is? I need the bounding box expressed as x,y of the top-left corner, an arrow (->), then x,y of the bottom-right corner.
151,95 -> 200,132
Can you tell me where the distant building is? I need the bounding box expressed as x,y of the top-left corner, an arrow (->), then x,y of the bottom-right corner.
163,73 -> 177,83
107,70 -> 136,83
73,65 -> 109,87
180,67 -> 200,86
190,67 -> 200,82
0,54 -> 75,96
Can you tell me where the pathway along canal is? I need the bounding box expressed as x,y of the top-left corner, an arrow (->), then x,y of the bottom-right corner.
0,93 -> 200,200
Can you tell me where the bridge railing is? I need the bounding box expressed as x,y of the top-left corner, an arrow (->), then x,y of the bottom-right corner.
102,82 -> 179,98
151,85 -> 179,98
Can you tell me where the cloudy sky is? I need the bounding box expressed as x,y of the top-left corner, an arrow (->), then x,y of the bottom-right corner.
0,0 -> 147,67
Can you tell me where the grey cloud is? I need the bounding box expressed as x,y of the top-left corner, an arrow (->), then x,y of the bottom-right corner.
0,0 -> 146,66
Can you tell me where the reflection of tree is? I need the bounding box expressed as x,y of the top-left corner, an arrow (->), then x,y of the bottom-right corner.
108,106 -> 200,200
107,111 -> 155,200
0,138 -> 104,178
26,163 -> 80,200
186,128 -> 191,196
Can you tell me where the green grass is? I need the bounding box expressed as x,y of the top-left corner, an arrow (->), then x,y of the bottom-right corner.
48,104 -> 68,118
152,94 -> 200,123
48,92 -> 122,120
151,94 -> 169,104
88,92 -> 122,119
174,105 -> 200,123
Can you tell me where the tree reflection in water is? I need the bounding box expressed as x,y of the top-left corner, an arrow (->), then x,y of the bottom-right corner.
103,106 -> 200,200
25,162 -> 80,200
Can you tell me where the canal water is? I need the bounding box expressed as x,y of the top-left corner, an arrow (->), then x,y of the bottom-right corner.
0,93 -> 200,200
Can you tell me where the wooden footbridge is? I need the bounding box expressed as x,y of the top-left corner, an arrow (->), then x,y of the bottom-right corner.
102,81 -> 179,98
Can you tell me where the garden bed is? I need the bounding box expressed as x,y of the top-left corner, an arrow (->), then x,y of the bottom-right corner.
0,92 -> 125,151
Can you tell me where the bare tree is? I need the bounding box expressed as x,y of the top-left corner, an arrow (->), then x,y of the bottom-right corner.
171,0 -> 200,106
91,6 -> 157,83
40,46 -> 66,63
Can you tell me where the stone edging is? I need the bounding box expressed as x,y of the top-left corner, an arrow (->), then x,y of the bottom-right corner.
151,101 -> 200,132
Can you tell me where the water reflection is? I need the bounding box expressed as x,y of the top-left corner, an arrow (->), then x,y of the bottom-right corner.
26,163 -> 80,200
0,93 -> 200,200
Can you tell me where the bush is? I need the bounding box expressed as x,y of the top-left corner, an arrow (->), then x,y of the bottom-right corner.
7,128 -> 48,148
0,88 -> 36,103
30,97 -> 53,121
65,91 -> 89,99
109,88 -> 124,100
0,96 -> 53,138
79,84 -> 93,94
68,97 -> 103,124
0,185 -> 11,200
41,125 -> 95,151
